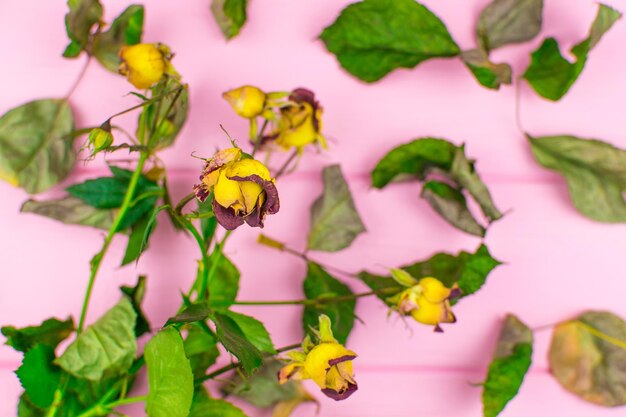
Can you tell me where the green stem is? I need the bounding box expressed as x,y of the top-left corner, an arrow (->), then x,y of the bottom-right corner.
77,151 -> 149,333
43,376 -> 68,417
233,289 -> 394,306
108,86 -> 184,121
65,56 -> 92,100
175,191 -> 197,214
107,396 -> 148,409
195,343 -> 301,385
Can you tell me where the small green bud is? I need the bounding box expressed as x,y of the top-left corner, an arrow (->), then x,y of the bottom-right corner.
88,121 -> 114,152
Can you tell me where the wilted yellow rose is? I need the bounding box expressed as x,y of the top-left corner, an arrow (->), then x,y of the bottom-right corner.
119,43 -> 169,89
223,86 -> 266,118
278,315 -> 357,401
388,270 -> 459,332
193,147 -> 279,230
273,88 -> 326,152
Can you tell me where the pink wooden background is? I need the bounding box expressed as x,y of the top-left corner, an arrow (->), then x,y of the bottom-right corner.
2,0 -> 626,416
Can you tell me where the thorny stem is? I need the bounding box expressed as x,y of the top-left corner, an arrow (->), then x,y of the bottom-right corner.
274,149 -> 299,178
65,56 -> 92,100
78,152 -> 149,333
195,343 -> 302,385
278,244 -> 359,279
233,289 -> 396,306
251,119 -> 269,157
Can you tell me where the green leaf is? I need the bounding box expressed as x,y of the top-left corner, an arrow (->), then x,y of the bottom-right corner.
421,180 -> 486,237
359,244 -> 501,302
483,314 -> 533,417
56,298 -> 137,380
122,215 -> 152,265
320,0 -> 460,83
145,327 -> 194,417
220,311 -> 275,354
207,253 -> 240,309
307,164 -> 366,252
66,166 -> 162,230
371,138 -> 457,188
211,0 -> 248,40
63,0 -> 103,56
16,344 -> 61,408
2,317 -> 74,353
21,197 -> 116,230
523,4 -> 621,100
93,5 -> 144,72
17,394 -> 44,417
221,359 -> 315,413
477,0 -> 543,51
461,48 -> 512,90
67,177 -> 133,209
67,166 -> 160,209
184,324 -> 220,379
212,311 -> 264,375
450,146 -> 503,221
0,99 -> 75,193
303,262 -> 355,344
120,275 -> 151,337
138,77 -> 189,150
189,391 -> 248,417
549,311 -> 626,406
166,303 -> 212,326
528,134 -> 626,222
455,244 -> 502,297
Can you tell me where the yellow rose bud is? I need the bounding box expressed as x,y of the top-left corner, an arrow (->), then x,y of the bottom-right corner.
223,86 -> 266,118
193,148 -> 279,230
273,88 -> 326,152
389,275 -> 458,332
119,43 -> 167,89
278,315 -> 357,401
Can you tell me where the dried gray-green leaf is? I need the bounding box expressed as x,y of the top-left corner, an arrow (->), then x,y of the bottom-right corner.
211,0 -> 248,40
145,327 -> 194,417
308,164 -> 365,252
421,180 -> 486,237
21,197 -> 115,230
477,0 -> 543,51
0,99 -> 75,193
528,134 -> 626,222
320,0 -> 460,82
63,0 -> 103,57
482,314 -> 533,417
461,48 -> 512,90
451,146 -> 502,221
221,358 -> 315,414
549,311 -> 626,406
56,298 -> 136,380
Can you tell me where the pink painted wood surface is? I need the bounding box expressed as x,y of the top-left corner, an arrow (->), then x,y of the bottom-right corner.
1,0 -> 626,416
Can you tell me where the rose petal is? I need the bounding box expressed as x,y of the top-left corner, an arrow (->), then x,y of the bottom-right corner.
321,382 -> 358,401
212,199 -> 244,230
